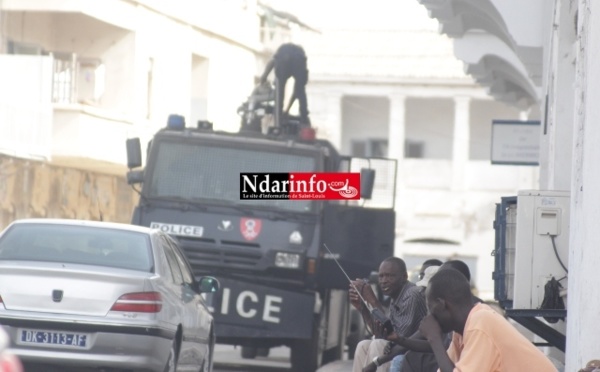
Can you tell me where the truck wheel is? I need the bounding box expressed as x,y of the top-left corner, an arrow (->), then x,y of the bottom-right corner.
346,332 -> 360,360
257,347 -> 270,357
346,307 -> 366,360
241,346 -> 257,359
290,316 -> 323,372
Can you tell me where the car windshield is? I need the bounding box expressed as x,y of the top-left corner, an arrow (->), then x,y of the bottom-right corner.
146,140 -> 319,213
0,223 -> 153,272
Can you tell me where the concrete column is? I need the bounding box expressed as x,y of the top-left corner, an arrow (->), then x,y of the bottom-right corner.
539,0 -> 576,191
452,97 -> 471,190
387,94 -> 406,160
325,92 -> 343,150
566,0 -> 600,370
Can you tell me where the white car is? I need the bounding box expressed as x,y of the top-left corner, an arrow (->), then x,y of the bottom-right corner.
0,219 -> 219,372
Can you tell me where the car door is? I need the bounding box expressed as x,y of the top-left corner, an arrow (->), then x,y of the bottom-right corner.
168,239 -> 210,363
161,235 -> 203,366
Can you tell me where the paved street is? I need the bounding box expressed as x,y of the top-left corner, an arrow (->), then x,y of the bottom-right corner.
213,344 -> 353,372
213,345 -> 290,372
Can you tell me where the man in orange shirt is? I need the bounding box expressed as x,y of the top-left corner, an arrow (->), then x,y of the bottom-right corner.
419,269 -> 558,372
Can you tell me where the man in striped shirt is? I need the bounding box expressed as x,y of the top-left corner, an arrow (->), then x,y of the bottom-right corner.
351,257 -> 428,372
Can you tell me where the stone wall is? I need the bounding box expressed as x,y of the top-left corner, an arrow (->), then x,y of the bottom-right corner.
0,155 -> 138,230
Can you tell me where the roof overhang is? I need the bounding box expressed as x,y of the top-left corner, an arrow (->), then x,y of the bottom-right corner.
417,0 -> 544,108
454,32 -> 540,108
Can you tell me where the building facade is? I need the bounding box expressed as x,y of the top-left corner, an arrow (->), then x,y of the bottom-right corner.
414,0 -> 600,369
0,0 -> 290,229
0,0 -> 263,175
282,3 -> 539,300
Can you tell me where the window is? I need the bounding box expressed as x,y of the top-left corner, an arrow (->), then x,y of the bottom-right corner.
405,140 -> 425,158
351,139 -> 388,158
148,140 -> 317,212
161,236 -> 184,285
0,223 -> 151,272
146,58 -> 154,119
7,40 -> 44,55
169,240 -> 195,285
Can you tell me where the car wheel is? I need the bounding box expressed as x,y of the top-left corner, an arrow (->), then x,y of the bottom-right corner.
200,331 -> 215,372
241,346 -> 257,359
163,340 -> 178,372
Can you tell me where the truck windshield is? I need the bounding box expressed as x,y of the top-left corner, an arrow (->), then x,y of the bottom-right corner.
146,140 -> 318,213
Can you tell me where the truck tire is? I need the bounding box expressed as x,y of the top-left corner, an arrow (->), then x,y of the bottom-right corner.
257,347 -> 270,357
346,307 -> 366,359
322,299 -> 349,365
290,316 -> 323,372
241,346 -> 257,359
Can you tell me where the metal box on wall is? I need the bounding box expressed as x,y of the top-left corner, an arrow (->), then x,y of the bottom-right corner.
513,190 -> 570,309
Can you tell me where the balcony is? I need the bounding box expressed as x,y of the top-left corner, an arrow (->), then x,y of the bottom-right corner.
0,50 -> 136,175
0,8 -> 139,174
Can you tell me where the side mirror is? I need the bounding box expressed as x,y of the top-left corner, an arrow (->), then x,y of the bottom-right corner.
126,138 -> 142,169
127,170 -> 144,185
197,276 -> 220,294
360,168 -> 375,199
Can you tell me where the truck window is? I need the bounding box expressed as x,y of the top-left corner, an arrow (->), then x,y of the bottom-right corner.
147,140 -> 318,213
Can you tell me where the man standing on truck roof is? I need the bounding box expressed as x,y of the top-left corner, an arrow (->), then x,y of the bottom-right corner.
350,257 -> 427,372
259,43 -> 311,127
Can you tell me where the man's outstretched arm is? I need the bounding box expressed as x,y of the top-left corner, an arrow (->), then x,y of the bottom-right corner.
387,329 -> 432,353
259,59 -> 275,85
420,315 -> 455,372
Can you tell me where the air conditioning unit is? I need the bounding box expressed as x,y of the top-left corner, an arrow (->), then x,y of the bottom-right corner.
493,196 -> 517,309
494,190 -> 569,309
513,190 -> 569,310
494,190 -> 569,356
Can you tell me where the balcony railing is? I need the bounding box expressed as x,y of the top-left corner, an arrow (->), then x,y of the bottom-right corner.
51,52 -> 102,105
52,53 -> 78,104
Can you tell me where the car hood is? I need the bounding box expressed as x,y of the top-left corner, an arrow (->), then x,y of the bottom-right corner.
0,262 -> 154,317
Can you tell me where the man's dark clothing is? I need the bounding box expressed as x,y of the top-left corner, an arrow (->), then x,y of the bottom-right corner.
261,43 -> 310,125
400,330 -> 452,372
389,281 -> 428,338
402,351 -> 439,372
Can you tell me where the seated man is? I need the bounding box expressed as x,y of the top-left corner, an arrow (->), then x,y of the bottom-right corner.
386,259 -> 478,372
389,263 -> 441,372
420,269 -> 558,372
350,257 -> 427,372
418,259 -> 443,282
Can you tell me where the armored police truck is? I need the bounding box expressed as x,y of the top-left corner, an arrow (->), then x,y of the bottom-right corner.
125,62 -> 396,369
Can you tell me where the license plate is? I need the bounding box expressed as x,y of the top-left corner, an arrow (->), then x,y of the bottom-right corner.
19,329 -> 89,348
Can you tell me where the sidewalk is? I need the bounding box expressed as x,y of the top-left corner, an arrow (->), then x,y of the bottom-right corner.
317,359 -> 353,372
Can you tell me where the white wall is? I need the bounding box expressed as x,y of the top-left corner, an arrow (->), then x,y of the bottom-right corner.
565,1 -> 600,369
0,55 -> 53,160
469,100 -> 522,160
405,98 -> 454,159
0,1 -> 260,167
341,96 -> 389,155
